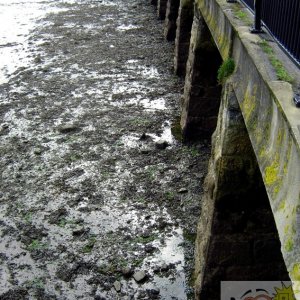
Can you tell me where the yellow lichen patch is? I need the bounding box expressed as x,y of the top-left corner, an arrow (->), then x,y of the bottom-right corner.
216,33 -> 230,59
285,237 -> 294,252
242,86 -> 257,123
284,224 -> 290,234
283,139 -> 292,175
291,263 -> 300,281
276,128 -> 285,147
259,146 -> 267,159
278,199 -> 286,211
264,159 -> 279,186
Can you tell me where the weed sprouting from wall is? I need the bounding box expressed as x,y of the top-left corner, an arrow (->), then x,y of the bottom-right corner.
259,39 -> 294,83
217,58 -> 235,84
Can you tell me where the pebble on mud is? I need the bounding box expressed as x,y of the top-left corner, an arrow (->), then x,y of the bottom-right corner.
113,280 -> 121,292
178,188 -> 188,194
139,132 -> 149,140
133,270 -> 147,283
34,148 -> 43,155
155,140 -> 169,150
121,266 -> 133,277
147,287 -> 160,295
140,147 -> 151,154
57,124 -> 79,134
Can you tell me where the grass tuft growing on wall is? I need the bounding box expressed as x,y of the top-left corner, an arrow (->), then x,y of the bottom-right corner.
259,40 -> 293,83
217,58 -> 235,84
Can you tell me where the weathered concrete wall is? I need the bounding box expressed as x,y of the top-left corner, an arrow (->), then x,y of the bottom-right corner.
151,0 -> 300,296
192,0 -> 300,297
174,0 -> 194,76
164,0 -> 180,41
180,8 -> 222,140
194,81 -> 289,298
157,0 -> 168,19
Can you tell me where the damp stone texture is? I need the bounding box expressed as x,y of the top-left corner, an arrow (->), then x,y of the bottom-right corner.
174,0 -> 194,76
190,0 -> 300,297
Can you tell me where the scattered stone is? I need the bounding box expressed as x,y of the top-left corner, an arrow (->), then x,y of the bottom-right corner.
155,140 -> 169,150
34,55 -> 42,64
113,281 -> 121,292
48,208 -> 68,224
133,270 -> 147,283
139,132 -> 148,140
141,230 -> 151,238
56,263 -> 74,282
147,287 -> 160,296
72,227 -> 89,237
140,147 -> 151,154
160,263 -> 169,272
34,148 -> 43,155
145,244 -> 156,253
134,203 -> 147,210
121,266 -> 133,277
94,293 -> 107,300
178,188 -> 188,194
58,124 -> 78,134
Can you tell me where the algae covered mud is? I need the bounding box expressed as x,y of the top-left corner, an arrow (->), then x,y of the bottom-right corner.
0,0 -> 210,299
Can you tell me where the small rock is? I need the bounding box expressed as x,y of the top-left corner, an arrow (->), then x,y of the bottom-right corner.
140,147 -> 150,154
72,227 -> 89,237
141,230 -> 151,238
121,266 -> 133,277
147,287 -> 160,296
58,124 -> 78,134
178,188 -> 188,194
139,133 -> 148,140
160,263 -> 169,272
155,140 -> 169,150
134,203 -> 147,210
113,281 -> 121,292
34,148 -> 43,155
145,244 -> 156,253
133,270 -> 147,283
34,55 -> 42,64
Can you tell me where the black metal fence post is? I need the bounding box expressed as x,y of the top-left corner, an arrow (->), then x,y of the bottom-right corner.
250,0 -> 264,33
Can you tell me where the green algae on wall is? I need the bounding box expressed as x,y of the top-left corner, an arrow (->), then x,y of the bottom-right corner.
241,86 -> 257,122
181,0 -> 193,9
195,0 -> 231,59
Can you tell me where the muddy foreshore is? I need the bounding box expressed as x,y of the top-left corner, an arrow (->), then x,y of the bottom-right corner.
0,1 -> 210,299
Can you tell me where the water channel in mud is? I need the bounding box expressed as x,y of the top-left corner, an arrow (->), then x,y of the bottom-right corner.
0,0 -> 210,299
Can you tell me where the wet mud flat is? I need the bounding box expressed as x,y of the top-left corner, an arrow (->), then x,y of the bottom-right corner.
0,0 -> 210,299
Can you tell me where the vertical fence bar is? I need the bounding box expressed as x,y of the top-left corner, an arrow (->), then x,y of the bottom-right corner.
240,0 -> 300,65
250,0 -> 263,33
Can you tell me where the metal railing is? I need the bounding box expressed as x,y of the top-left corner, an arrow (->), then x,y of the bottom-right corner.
239,0 -> 300,66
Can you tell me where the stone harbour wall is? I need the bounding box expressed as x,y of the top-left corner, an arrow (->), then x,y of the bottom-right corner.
150,0 -> 300,298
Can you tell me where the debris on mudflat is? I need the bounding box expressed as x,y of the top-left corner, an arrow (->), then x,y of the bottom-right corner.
113,280 -> 121,292
155,139 -> 169,149
133,270 -> 147,282
57,124 -> 79,134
